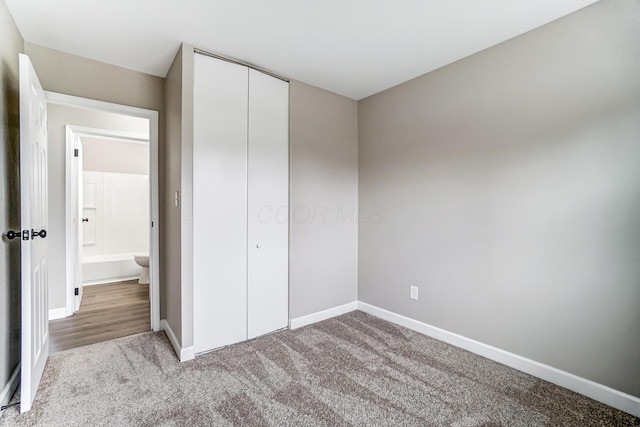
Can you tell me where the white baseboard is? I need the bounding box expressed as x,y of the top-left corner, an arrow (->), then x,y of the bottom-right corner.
0,363 -> 20,408
290,301 -> 358,329
160,319 -> 194,362
357,301 -> 640,418
49,307 -> 69,321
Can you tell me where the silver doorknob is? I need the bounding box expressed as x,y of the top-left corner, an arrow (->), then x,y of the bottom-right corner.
256,243 -> 262,249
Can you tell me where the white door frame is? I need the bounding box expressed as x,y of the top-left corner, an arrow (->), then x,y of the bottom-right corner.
48,91 -> 160,331
64,125 -> 150,314
64,126 -> 81,314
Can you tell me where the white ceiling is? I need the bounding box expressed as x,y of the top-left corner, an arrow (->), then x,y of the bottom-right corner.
6,0 -> 598,100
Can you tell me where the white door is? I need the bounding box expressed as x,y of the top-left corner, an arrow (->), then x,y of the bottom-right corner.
73,138 -> 83,311
19,53 -> 49,413
193,54 -> 249,353
192,55 -> 290,354
247,70 -> 289,339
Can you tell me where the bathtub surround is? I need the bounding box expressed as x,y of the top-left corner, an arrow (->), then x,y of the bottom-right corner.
81,171 -> 150,252
81,171 -> 149,285
81,254 -> 143,286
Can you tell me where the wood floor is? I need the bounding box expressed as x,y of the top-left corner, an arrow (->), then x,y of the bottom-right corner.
49,280 -> 150,354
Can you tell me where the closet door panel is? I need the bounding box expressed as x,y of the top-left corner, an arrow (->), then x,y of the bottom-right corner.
247,70 -> 289,339
193,55 -> 249,352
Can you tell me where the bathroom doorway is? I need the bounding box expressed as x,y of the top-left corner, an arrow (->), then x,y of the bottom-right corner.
67,126 -> 150,310
48,92 -> 160,352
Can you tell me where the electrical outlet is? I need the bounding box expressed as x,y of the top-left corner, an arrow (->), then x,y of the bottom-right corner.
410,285 -> 419,300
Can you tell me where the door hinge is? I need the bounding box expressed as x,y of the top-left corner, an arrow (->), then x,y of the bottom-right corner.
74,149 -> 79,157
74,287 -> 79,296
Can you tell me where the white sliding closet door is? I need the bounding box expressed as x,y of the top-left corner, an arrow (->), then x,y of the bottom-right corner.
247,69 -> 289,339
193,55 -> 249,353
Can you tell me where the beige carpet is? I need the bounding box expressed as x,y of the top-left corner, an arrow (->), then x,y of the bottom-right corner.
1,311 -> 638,426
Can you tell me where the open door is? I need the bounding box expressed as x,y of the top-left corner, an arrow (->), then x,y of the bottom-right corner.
19,53 -> 49,413
74,137 -> 83,311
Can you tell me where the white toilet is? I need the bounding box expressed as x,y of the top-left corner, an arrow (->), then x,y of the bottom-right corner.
133,254 -> 150,284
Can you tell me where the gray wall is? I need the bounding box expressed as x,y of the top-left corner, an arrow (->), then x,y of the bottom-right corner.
163,45 -> 184,345
24,43 -> 167,316
290,81 -> 359,318
358,0 -> 640,398
46,105 -> 148,310
163,44 -> 195,350
0,0 -> 23,405
180,47 -> 195,350
24,43 -> 164,113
